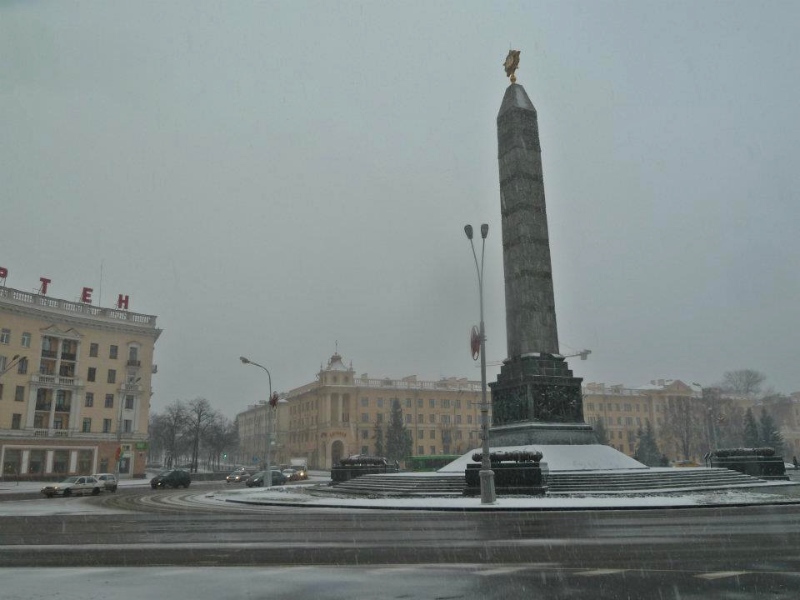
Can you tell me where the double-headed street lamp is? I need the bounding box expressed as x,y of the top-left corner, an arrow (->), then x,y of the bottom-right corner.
240,356 -> 276,488
464,223 -> 496,504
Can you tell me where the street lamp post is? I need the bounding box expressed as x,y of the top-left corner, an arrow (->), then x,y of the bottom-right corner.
240,356 -> 274,488
464,223 -> 496,504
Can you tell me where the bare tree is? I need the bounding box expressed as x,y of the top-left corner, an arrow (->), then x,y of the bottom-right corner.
187,398 -> 217,473
149,400 -> 189,468
204,416 -> 239,470
660,397 -> 704,461
721,369 -> 766,398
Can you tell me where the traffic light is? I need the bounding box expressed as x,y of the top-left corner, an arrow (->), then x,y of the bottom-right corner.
223,453 -> 227,460
269,392 -> 279,408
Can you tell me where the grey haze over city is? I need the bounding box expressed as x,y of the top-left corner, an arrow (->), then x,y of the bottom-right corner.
2,1 -> 798,417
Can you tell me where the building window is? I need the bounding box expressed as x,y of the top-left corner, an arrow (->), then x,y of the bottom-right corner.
82,418 -> 92,433
417,399 -> 423,408
441,415 -> 450,425
103,419 -> 112,433
89,343 -> 98,358
361,429 -> 369,439
360,397 -> 368,407
404,414 -> 411,424
377,398 -> 384,408
587,402 -> 595,411
455,415 -> 462,424
21,332 -> 31,347
0,329 -> 10,344
417,414 -> 423,423
110,345 -> 118,359
417,446 -> 424,455
455,399 -> 461,409
85,392 -> 94,407
405,398 -> 411,408
361,446 -> 369,455
105,394 -> 114,408
125,395 -> 134,410
11,413 -> 22,429
15,385 -> 25,402
376,413 -> 384,424
430,429 -> 435,439
429,399 -> 435,408
361,413 -> 369,423
418,430 -> 424,439
428,414 -> 435,423
123,419 -> 132,433
87,367 -> 96,382
0,383 -> 3,400
430,446 -> 436,455
456,431 -> 462,440
17,357 -> 28,374
442,399 -> 450,409
467,415 -> 473,424
107,369 -> 116,384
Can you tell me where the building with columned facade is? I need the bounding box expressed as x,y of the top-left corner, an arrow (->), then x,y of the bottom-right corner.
237,352 -> 487,470
0,284 -> 160,479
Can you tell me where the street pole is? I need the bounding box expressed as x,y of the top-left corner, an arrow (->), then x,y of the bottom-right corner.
465,223 -> 496,504
240,356 -> 274,487
116,377 -> 141,480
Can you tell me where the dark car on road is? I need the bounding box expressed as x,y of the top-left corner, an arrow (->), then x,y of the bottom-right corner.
225,471 -> 251,483
150,469 -> 191,489
245,470 -> 287,487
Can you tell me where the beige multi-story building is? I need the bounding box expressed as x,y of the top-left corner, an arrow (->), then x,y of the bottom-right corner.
582,379 -> 800,463
583,379 -> 702,458
237,352 -> 486,469
0,285 -> 160,479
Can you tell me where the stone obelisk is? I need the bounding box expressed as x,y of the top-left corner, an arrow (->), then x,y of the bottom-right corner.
489,51 -> 595,445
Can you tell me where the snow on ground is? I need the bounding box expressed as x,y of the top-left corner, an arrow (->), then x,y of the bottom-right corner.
202,484 -> 800,512
438,444 -> 647,473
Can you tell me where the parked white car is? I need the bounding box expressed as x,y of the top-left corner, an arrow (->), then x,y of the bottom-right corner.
41,476 -> 102,498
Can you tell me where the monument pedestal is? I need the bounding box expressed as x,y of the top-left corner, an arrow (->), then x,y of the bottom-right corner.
489,354 -> 597,445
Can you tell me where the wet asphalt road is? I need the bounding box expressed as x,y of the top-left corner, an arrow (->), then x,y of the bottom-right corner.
2,484 -> 800,598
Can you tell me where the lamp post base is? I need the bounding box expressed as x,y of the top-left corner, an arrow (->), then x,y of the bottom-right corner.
479,468 -> 496,504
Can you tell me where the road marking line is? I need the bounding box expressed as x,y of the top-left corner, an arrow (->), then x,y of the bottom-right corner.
475,566 -> 531,576
575,569 -> 627,577
696,571 -> 748,580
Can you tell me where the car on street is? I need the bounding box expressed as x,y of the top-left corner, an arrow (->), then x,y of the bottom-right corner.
92,472 -> 118,492
41,476 -> 102,498
282,468 -> 301,481
150,469 -> 191,489
225,471 -> 251,483
245,470 -> 287,487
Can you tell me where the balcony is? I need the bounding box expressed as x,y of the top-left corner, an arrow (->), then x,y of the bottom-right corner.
127,359 -> 141,368
31,374 -> 84,389
33,428 -> 72,438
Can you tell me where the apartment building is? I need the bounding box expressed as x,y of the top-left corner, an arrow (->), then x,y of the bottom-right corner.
0,284 -> 160,479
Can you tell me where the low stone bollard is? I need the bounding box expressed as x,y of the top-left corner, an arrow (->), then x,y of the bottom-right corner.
464,450 -> 548,496
708,447 -> 788,480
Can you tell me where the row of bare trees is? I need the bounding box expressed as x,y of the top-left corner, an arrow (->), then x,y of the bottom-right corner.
149,398 -> 239,473
654,370 -> 787,462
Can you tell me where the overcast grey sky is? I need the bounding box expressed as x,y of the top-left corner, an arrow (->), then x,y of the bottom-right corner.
3,1 -> 799,417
